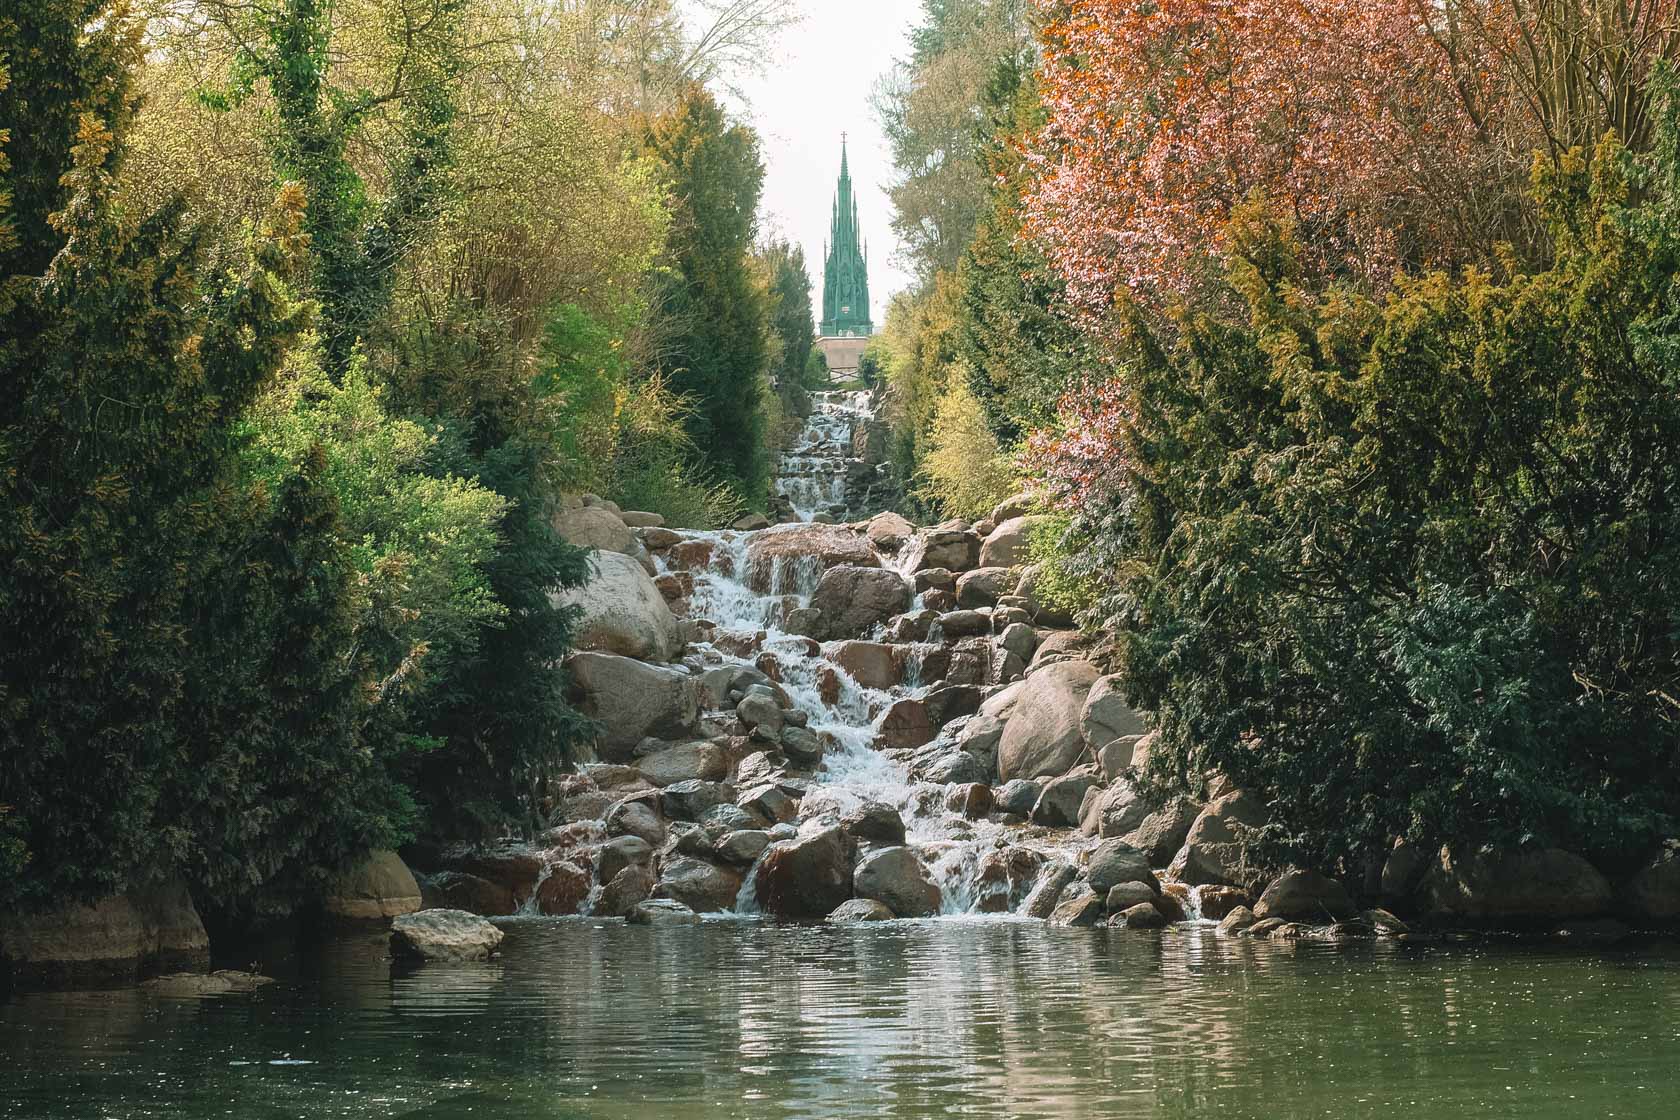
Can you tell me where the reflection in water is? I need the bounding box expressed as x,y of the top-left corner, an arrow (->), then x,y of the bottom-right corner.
4,921 -> 1680,1119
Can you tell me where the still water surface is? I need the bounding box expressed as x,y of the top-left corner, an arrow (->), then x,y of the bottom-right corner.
4,918 -> 1679,1119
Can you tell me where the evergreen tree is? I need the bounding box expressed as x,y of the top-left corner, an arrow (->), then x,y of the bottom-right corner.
644,87 -> 771,504
759,238 -> 816,387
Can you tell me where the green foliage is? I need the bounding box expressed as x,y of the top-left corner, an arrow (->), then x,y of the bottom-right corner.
0,3 -> 400,911
643,86 -> 771,506
759,237 -> 816,387
913,372 -> 1016,519
1083,122 -> 1680,876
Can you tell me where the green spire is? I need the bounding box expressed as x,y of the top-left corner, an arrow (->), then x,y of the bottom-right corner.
820,136 -> 872,337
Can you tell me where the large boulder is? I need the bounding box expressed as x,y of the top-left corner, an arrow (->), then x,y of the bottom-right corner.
1622,842 -> 1680,922
810,566 -> 911,640
551,551 -> 684,662
655,857 -> 744,914
955,567 -> 1014,609
828,641 -> 900,690
320,850 -> 422,922
1080,783 -> 1153,839
1079,675 -> 1146,751
979,516 -> 1049,568
1167,792 -> 1268,887
568,653 -> 700,762
877,697 -> 934,750
1031,773 -> 1099,827
842,802 -> 908,845
744,523 -> 878,591
902,528 -> 981,574
0,879 -> 210,990
1253,870 -> 1356,922
534,861 -> 592,915
1125,796 -> 1202,866
637,741 -> 727,787
752,827 -> 856,918
853,847 -> 943,918
1421,845 -> 1612,921
553,504 -> 634,554
865,512 -> 915,551
389,910 -> 503,962
1087,840 -> 1158,895
997,660 -> 1101,780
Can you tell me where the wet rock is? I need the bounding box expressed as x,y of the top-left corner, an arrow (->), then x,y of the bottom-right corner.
915,568 -> 955,592
878,697 -> 935,750
1360,908 -> 1409,935
596,865 -> 655,917
553,505 -> 634,555
1126,796 -> 1202,866
956,567 -> 1014,609
321,850 -> 422,922
829,640 -> 900,689
843,802 -> 908,845
552,550 -> 684,662
641,526 -> 681,550
1218,905 -> 1258,934
785,606 -> 823,636
1079,675 -> 1146,751
629,899 -> 700,925
903,528 -> 981,574
534,862 -> 592,915
1167,791 -> 1269,888
1197,886 -> 1254,921
656,857 -> 744,913
998,660 -> 1101,780
605,799 -> 667,847
924,684 -> 984,727
654,571 -> 692,603
390,910 -> 504,961
738,784 -> 798,824
933,609 -> 991,638
854,847 -> 942,917
974,847 -> 1045,913
1254,870 -> 1356,922
779,725 -> 826,766
885,610 -> 936,643
810,566 -> 911,639
1118,902 -> 1169,930
1421,845 -> 1612,921
733,512 -> 772,531
714,830 -> 772,866
1244,917 -> 1288,938
994,779 -> 1042,817
923,589 -> 957,612
698,803 -> 766,838
828,899 -> 896,922
1087,839 -> 1159,895
660,780 -> 735,821
736,691 -> 785,738
924,751 -> 988,786
946,783 -> 995,819
141,970 -> 274,997
745,523 -> 878,590
1621,841 -> 1680,922
596,836 -> 654,883
568,653 -> 701,762
1105,881 -> 1157,912
866,511 -> 915,550
752,827 -> 857,919
1031,773 -> 1099,827
996,622 -> 1037,663
1022,861 -> 1080,919
420,871 -> 515,916
979,516 -> 1048,569
638,741 -> 727,787
1049,892 -> 1106,927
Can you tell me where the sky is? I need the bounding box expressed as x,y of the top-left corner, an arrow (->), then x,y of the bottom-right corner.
723,2 -> 921,328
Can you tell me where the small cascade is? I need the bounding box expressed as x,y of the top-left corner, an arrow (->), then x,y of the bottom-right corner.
775,390 -> 875,522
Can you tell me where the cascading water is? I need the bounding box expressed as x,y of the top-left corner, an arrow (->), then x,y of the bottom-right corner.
775,390 -> 874,521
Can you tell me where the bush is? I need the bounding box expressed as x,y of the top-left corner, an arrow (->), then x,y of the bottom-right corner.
1072,121 -> 1680,876
914,373 -> 1017,520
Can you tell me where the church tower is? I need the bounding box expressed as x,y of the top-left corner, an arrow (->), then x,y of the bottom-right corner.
820,138 -> 873,338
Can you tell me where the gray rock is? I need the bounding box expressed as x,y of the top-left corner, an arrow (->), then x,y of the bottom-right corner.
660,780 -> 735,822
1254,869 -> 1356,922
853,847 -> 942,917
993,779 -> 1042,818
1167,791 -> 1269,887
1118,902 -> 1169,929
1097,736 -> 1142,782
1048,892 -> 1106,927
1022,861 -> 1079,919
955,713 -> 1006,775
736,692 -> 785,736
1105,881 -> 1157,912
596,836 -> 653,883
595,865 -> 655,917
866,512 -> 915,550
1126,796 -> 1202,865
714,830 -> 772,866
996,622 -> 1037,663
1081,783 -> 1151,839
1031,773 -> 1099,827
1087,840 -> 1158,895
998,660 -> 1101,780
903,528 -> 981,574
738,784 -> 798,824
934,609 -> 991,638
1622,841 -> 1680,921
828,898 -> 896,922
955,567 -> 1014,609
552,550 -> 684,662
553,505 -> 633,554
656,857 -> 743,913
389,910 -> 503,961
320,850 -> 422,922
810,566 -> 911,639
1078,674 -> 1146,751
604,799 -> 667,847
420,871 -> 514,916
628,899 -> 700,925
924,752 -> 988,785
979,516 -> 1049,568
0,879 -> 210,990
1422,845 -> 1612,920
842,802 -> 907,845
568,652 -> 701,762
637,741 -> 727,787
1218,905 -> 1258,934
779,725 -> 826,765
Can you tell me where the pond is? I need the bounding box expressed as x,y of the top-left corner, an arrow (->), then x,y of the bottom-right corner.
3,919 -> 1678,1119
